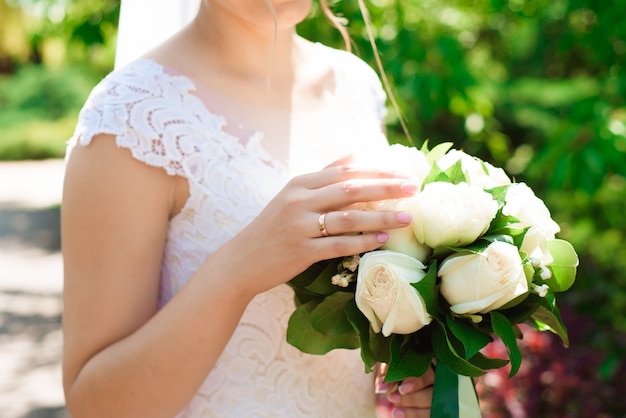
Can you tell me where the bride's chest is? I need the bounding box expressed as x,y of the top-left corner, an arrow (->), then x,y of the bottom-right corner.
165,79 -> 386,240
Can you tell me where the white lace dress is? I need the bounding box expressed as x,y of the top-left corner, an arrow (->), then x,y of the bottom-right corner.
67,43 -> 389,417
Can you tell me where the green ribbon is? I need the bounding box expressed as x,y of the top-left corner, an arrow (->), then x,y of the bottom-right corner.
431,362 -> 481,418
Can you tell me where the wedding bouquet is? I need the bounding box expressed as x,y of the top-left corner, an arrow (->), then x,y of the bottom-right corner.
286,142 -> 579,418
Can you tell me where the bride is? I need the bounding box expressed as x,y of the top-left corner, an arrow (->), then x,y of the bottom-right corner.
61,0 -> 434,416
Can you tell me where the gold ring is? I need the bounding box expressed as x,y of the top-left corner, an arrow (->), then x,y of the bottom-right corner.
318,212 -> 330,237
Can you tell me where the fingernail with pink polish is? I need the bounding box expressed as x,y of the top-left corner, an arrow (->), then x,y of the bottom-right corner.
396,212 -> 412,224
376,232 -> 390,243
400,182 -> 419,195
392,407 -> 406,418
375,381 -> 391,394
398,381 -> 415,395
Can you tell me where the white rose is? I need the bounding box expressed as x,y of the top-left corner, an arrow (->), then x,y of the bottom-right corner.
439,241 -> 529,315
437,149 -> 511,189
386,144 -> 432,186
356,250 -> 431,336
483,161 -> 512,187
370,199 -> 432,262
356,143 -> 431,187
382,226 -> 432,263
502,183 -> 561,265
409,182 -> 499,248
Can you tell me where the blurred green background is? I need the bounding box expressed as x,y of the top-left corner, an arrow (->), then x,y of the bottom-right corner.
1,0 -> 624,416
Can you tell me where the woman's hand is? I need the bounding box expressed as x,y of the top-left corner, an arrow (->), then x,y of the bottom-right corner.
220,157 -> 419,298
375,363 -> 434,418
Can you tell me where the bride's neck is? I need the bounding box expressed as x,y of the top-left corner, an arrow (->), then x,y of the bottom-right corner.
187,4 -> 304,85
146,3 -> 324,111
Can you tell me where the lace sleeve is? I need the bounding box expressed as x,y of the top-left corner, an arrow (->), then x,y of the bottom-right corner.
66,60 -> 209,178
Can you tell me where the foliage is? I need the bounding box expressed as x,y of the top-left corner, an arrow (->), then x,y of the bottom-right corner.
298,0 -> 626,415
0,0 -> 116,160
0,64 -> 96,159
0,64 -> 97,119
2,0 -> 120,69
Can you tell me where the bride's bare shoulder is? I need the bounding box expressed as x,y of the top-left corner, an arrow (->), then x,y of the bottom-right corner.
139,25 -> 198,72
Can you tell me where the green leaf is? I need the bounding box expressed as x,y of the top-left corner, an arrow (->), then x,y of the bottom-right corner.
290,287 -> 323,307
523,258 -> 535,283
485,206 -> 521,234
411,262 -> 441,319
468,351 -> 509,371
531,305 -> 569,347
448,234 -> 518,255
425,141 -> 454,164
288,259 -> 343,304
486,224 -> 528,249
305,260 -> 346,296
385,335 -> 433,382
422,164 -> 452,187
286,300 -> 359,355
446,316 -> 491,359
446,243 -> 487,254
512,325 -> 524,339
544,239 -> 579,292
444,159 -> 469,184
489,311 -> 522,377
530,291 -> 569,347
289,259 -> 337,289
497,290 -> 530,310
485,185 -> 510,207
481,234 -> 515,246
432,321 -> 485,377
369,330 -> 393,366
498,293 -> 541,325
310,292 -> 355,335
345,299 -> 391,371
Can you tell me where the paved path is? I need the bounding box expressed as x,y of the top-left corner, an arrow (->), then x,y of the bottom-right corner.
0,160 -> 68,418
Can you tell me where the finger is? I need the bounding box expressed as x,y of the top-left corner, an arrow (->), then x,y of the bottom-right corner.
313,179 -> 419,211
318,210 -> 412,237
388,385 -> 433,409
312,232 -> 392,260
391,407 -> 431,418
375,363 -> 396,395
375,397 -> 393,418
398,372 -> 435,395
296,164 -> 411,190
323,154 -> 354,168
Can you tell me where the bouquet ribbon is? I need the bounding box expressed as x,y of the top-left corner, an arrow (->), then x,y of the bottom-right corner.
432,362 -> 481,418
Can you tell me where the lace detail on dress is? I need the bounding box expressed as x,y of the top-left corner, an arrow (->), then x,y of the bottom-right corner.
67,47 -> 388,417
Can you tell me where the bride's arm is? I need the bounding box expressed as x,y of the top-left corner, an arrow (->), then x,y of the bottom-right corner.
62,135 -> 416,418
62,136 -> 251,418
